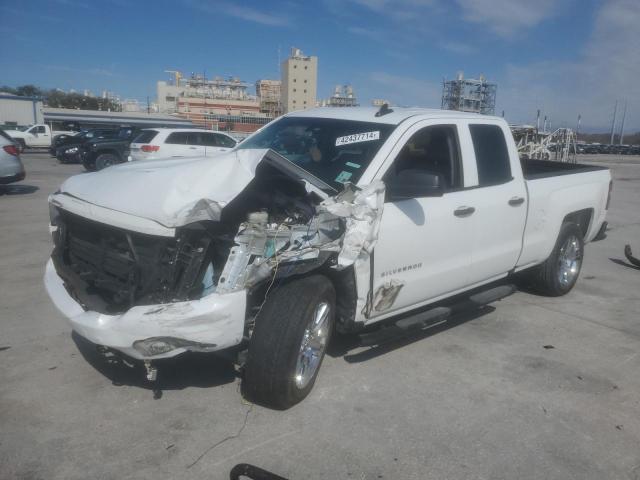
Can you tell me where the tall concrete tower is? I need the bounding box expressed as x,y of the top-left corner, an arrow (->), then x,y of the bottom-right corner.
281,47 -> 317,113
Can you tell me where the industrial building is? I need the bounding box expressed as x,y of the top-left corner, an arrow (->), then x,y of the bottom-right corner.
256,79 -> 282,117
441,73 -> 497,115
0,93 -> 44,128
320,85 -> 358,107
157,71 -> 275,134
281,48 -> 318,113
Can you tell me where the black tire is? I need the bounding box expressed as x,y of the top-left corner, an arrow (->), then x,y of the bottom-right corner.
82,158 -> 96,171
527,222 -> 584,296
242,275 -> 335,409
95,153 -> 119,171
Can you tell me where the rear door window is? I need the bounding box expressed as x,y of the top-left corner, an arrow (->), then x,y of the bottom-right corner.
133,130 -> 159,144
185,132 -> 201,146
216,134 -> 236,148
469,124 -> 512,185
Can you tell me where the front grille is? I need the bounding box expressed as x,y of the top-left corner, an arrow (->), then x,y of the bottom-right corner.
52,210 -> 212,314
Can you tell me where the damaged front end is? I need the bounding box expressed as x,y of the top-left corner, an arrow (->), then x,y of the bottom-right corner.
45,151 -> 385,361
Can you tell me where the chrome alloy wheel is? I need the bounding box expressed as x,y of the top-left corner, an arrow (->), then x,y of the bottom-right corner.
294,301 -> 331,389
557,234 -> 582,287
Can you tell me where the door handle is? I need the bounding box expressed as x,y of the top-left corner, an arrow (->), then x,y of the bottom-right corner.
508,196 -> 525,206
454,206 -> 475,217
188,146 -> 197,149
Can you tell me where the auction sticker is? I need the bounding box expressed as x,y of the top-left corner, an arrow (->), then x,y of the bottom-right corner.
335,131 -> 380,147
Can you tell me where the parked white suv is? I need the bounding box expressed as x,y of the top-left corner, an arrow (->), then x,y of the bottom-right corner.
128,128 -> 237,161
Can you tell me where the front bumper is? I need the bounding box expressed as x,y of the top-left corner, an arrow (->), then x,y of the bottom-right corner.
44,259 -> 247,360
60,150 -> 83,163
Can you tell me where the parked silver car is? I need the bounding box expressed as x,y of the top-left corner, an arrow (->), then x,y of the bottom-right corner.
0,128 -> 26,185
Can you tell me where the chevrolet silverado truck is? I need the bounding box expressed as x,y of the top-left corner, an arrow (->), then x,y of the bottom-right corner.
45,107 -> 612,409
5,124 -> 77,150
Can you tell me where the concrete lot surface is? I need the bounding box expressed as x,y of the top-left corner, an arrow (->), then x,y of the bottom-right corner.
1,153 -> 639,480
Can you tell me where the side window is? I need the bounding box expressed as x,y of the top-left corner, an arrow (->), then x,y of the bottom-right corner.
469,124 -> 512,186
165,132 -> 189,145
385,125 -> 462,192
186,132 -> 201,146
200,133 -> 218,147
37,126 -> 46,133
216,134 -> 236,148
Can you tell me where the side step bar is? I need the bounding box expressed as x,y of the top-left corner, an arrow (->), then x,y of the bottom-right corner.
358,284 -> 515,347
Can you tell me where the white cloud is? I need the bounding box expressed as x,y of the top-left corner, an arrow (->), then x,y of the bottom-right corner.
184,0 -> 289,27
440,41 -> 475,54
455,0 -> 563,37
369,72 -> 441,107
498,0 -> 640,130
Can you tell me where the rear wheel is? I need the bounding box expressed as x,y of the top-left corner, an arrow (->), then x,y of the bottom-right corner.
528,222 -> 584,296
95,153 -> 119,170
242,275 -> 335,409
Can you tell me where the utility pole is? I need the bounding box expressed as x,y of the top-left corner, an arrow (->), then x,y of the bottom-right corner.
536,109 -> 540,134
147,96 -> 150,114
576,114 -> 581,140
618,101 -> 627,145
610,101 -> 618,144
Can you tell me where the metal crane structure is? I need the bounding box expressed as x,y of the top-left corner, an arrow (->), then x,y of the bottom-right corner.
441,72 -> 497,115
511,125 -> 578,163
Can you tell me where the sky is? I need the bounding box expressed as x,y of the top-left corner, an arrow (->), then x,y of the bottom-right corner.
0,0 -> 638,132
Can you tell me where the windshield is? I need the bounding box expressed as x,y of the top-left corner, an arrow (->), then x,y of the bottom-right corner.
238,117 -> 395,189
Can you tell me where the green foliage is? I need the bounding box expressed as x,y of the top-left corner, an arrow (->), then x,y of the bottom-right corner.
1,84 -> 121,112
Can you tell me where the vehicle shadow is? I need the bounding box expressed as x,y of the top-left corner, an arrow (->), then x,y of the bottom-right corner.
328,306 -> 495,363
609,257 -> 640,271
72,332 -> 239,397
0,184 -> 39,196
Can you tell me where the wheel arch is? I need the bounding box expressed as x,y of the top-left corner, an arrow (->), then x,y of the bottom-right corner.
245,255 -> 359,334
562,208 -> 593,239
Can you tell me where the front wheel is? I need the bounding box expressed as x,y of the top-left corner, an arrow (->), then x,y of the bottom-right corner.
95,153 -> 119,171
528,222 -> 584,296
242,275 -> 335,409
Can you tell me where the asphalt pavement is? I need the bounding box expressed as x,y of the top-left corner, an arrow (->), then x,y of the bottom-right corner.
1,152 -> 639,480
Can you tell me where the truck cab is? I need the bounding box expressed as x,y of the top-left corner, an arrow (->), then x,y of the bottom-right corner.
5,124 -> 76,149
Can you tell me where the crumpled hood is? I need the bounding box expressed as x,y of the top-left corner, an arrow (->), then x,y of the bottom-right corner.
59,149 -> 269,228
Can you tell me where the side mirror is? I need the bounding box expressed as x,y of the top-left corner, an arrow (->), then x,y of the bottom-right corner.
386,169 -> 444,200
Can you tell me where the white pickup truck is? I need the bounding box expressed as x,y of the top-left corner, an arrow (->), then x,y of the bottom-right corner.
5,124 -> 77,149
45,107 -> 612,408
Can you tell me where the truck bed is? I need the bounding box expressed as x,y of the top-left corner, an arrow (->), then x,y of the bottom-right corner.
521,158 -> 608,180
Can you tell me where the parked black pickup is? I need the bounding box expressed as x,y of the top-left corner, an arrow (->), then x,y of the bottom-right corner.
52,129 -> 119,163
80,127 -> 141,171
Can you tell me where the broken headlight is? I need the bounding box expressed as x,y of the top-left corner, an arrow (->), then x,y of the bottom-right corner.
132,337 -> 216,356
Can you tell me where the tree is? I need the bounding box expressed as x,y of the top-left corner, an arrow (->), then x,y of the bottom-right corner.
2,84 -> 121,111
15,85 -> 42,97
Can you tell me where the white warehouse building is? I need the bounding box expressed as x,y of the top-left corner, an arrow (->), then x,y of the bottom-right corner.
0,93 -> 44,128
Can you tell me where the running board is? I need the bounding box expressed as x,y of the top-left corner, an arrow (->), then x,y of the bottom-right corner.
358,284 -> 515,347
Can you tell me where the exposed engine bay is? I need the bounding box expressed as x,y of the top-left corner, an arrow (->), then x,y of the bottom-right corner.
49,156 -> 385,328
